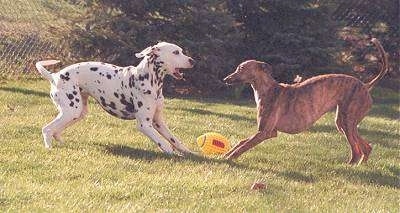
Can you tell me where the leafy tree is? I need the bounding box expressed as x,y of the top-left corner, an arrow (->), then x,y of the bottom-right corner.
69,0 -> 242,95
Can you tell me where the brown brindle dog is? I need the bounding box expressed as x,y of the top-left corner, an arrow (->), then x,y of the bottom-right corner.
223,38 -> 388,165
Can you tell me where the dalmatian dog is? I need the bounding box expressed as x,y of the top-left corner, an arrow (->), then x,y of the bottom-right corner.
36,42 -> 195,155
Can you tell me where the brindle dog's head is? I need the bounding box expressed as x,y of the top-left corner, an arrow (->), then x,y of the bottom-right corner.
223,60 -> 272,85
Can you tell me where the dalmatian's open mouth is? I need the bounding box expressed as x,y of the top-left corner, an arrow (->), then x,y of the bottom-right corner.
172,68 -> 184,80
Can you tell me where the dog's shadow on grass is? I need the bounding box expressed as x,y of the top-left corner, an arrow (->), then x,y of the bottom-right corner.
99,144 -> 319,184
309,124 -> 399,149
333,167 -> 400,189
98,144 -> 399,188
98,143 -> 245,168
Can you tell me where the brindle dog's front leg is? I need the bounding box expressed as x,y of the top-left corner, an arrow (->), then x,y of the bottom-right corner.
223,138 -> 249,158
225,130 -> 277,160
225,107 -> 279,160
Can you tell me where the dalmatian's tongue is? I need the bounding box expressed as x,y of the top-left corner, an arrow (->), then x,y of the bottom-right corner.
172,68 -> 184,80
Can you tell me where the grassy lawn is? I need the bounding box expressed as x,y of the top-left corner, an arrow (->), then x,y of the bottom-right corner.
0,80 -> 399,212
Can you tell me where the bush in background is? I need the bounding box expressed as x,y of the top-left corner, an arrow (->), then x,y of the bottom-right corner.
68,0 -> 399,96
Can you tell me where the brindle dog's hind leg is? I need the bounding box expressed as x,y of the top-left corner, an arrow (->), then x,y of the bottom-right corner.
347,90 -> 373,163
335,105 -> 345,134
340,89 -> 373,165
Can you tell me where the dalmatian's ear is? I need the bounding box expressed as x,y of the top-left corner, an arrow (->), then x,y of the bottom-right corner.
135,46 -> 154,58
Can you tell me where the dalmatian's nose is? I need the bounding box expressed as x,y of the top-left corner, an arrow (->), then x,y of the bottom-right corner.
188,58 -> 195,66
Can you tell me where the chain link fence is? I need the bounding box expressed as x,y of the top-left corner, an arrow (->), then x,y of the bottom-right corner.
0,0 -> 78,79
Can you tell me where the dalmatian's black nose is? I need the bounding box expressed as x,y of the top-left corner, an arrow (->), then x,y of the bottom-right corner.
188,58 -> 195,66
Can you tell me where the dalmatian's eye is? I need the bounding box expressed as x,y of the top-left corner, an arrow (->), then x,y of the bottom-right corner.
173,50 -> 180,55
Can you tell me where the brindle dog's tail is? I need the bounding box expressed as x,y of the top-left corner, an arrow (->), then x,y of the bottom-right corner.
366,38 -> 389,90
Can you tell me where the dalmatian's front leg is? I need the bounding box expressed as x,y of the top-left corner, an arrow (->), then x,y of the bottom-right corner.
153,103 -> 194,155
137,119 -> 174,154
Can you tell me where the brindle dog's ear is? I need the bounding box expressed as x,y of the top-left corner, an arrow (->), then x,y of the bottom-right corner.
260,62 -> 272,73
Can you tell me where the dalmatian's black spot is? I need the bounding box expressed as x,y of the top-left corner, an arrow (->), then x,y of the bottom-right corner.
114,92 -> 119,98
144,73 -> 149,80
138,75 -> 145,81
120,94 -> 125,99
125,103 -> 135,113
141,83 -> 144,86
114,70 -> 118,74
100,96 -> 107,106
170,138 -> 176,143
109,102 -> 116,110
73,86 -> 76,89
147,107 -> 150,110
155,123 -> 160,128
128,75 -> 135,88
75,98 -> 80,102
66,93 -> 74,100
79,87 -> 83,91
137,101 -> 143,108
157,143 -> 161,147
60,74 -> 70,81
106,74 -> 112,79
144,90 -> 151,95
73,91 -> 78,95
69,102 -> 74,107
65,72 -> 70,76
90,67 -> 98,71
97,89 -> 102,93
146,118 -> 150,121
96,80 -> 100,84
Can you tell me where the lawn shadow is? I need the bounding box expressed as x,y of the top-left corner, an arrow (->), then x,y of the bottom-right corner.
169,95 -> 255,107
368,103 -> 399,120
180,108 -> 254,123
334,167 -> 400,189
0,86 -> 48,98
98,143 -> 247,168
309,124 -> 399,149
100,144 -> 323,184
278,171 -> 317,183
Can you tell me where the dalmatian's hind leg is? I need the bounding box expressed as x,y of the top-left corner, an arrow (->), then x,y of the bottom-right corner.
53,93 -> 89,145
42,85 -> 84,148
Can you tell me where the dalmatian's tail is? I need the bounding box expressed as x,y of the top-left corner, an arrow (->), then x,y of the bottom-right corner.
35,60 -> 60,83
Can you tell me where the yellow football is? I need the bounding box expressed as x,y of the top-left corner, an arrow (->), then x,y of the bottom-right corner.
197,132 -> 231,155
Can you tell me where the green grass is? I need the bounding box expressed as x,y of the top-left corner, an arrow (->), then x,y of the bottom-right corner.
0,80 -> 399,212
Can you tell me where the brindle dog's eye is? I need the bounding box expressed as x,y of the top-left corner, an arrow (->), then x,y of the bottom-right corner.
173,50 -> 180,55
